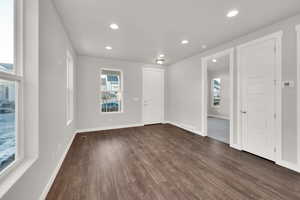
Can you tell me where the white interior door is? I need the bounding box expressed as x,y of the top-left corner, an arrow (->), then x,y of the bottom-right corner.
240,39 -> 276,161
143,68 -> 164,125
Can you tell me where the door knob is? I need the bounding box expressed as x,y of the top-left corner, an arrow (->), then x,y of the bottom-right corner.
240,110 -> 247,114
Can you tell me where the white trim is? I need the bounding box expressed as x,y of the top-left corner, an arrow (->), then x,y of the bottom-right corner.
230,144 -> 242,151
165,121 -> 204,136
236,31 -> 282,163
296,24 -> 300,171
99,68 -> 124,113
39,133 -> 76,200
0,71 -> 22,82
66,50 -> 74,125
0,0 -> 32,195
237,31 -> 283,49
76,123 -> 144,134
208,115 -> 230,120
201,48 -> 234,147
0,0 -> 41,196
277,160 -> 300,173
236,46 -> 242,148
142,68 -> 165,125
210,78 -> 221,108
0,157 -> 37,199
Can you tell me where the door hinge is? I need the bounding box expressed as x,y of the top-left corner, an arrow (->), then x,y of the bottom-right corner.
274,147 -> 277,153
274,45 -> 277,53
274,80 -> 277,85
274,113 -> 277,119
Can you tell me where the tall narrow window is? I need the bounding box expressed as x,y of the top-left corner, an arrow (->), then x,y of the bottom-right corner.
211,78 -> 221,107
100,69 -> 123,113
66,51 -> 74,125
0,0 -> 21,173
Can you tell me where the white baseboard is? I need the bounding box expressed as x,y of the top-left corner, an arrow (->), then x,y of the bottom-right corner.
165,121 -> 204,136
39,133 -> 76,200
76,123 -> 144,134
208,115 -> 230,120
229,145 -> 299,173
276,160 -> 300,173
230,144 -> 242,151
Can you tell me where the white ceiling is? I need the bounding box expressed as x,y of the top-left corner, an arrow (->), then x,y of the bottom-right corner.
208,55 -> 229,73
53,0 -> 300,65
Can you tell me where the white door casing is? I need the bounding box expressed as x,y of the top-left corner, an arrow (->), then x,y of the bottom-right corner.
201,48 -> 234,146
142,68 -> 164,125
296,25 -> 300,170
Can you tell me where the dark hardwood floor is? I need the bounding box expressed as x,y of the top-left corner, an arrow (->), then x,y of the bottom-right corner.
46,124 -> 300,200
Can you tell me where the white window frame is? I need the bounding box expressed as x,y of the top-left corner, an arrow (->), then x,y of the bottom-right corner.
0,0 -> 39,197
211,78 -> 221,108
100,68 -> 123,114
66,51 -> 74,125
0,0 -> 24,177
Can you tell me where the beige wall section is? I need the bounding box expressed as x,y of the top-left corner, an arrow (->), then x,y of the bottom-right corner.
166,14 -> 300,164
76,56 -> 164,131
2,0 -> 77,199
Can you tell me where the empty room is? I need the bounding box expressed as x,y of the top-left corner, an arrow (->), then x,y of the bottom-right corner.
1,0 -> 300,199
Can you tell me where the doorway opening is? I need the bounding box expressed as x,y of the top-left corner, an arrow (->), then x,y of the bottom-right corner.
207,58 -> 230,143
202,48 -> 234,145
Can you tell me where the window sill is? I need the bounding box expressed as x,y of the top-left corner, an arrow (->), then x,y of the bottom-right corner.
0,156 -> 37,199
100,111 -> 124,115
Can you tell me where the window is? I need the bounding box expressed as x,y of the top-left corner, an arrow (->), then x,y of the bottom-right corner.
100,69 -> 123,113
0,0 -> 22,173
66,51 -> 74,125
211,78 -> 221,107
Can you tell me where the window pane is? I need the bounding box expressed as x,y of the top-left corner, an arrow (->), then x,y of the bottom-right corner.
0,79 -> 16,172
212,78 -> 221,106
101,70 -> 122,112
0,0 -> 14,73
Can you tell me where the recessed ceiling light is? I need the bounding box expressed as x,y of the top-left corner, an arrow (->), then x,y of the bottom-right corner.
105,46 -> 112,50
201,45 -> 207,49
181,40 -> 189,44
110,23 -> 119,30
157,60 -> 164,65
159,54 -> 165,58
156,58 -> 165,65
227,9 -> 239,18
212,59 -> 217,63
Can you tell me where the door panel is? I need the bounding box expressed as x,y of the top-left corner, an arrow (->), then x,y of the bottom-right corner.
240,39 -> 276,161
143,69 -> 164,125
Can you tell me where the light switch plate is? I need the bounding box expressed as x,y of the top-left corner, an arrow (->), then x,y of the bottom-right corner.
282,81 -> 295,88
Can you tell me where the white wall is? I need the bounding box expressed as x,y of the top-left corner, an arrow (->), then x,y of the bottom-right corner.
207,69 -> 230,119
2,0 -> 77,199
166,14 -> 300,165
76,56 -> 164,131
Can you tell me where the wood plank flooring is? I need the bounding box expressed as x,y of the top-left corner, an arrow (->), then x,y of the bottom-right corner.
46,124 -> 300,200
